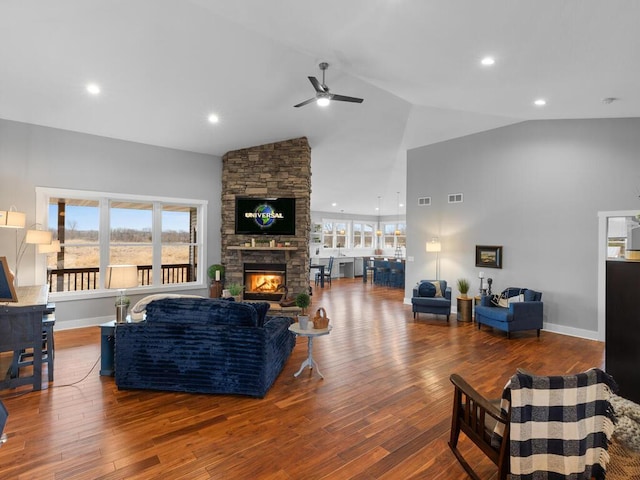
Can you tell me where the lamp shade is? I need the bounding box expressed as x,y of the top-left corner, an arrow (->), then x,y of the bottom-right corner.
105,265 -> 139,289
25,229 -> 53,245
37,240 -> 61,254
0,209 -> 26,228
426,238 -> 441,253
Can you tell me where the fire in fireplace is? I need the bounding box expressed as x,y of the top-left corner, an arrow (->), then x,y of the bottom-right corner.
243,263 -> 286,302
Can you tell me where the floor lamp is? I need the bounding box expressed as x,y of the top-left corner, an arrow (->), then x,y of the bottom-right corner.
426,238 -> 441,280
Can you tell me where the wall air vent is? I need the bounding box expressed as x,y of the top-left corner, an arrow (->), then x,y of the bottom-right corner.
418,196 -> 431,206
448,193 -> 463,204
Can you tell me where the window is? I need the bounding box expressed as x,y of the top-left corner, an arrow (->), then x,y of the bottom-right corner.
352,222 -> 375,248
38,188 -> 206,294
382,222 -> 406,249
322,220 -> 348,249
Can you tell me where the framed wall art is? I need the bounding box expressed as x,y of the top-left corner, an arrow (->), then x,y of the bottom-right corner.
475,245 -> 503,269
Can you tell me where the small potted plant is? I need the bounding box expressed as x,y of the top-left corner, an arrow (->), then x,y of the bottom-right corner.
227,282 -> 244,302
457,278 -> 470,298
295,291 -> 311,329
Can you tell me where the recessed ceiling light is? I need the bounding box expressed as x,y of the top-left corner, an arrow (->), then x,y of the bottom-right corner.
481,57 -> 495,66
331,202 -> 337,207
86,83 -> 101,95
207,113 -> 219,124
534,99 -> 547,106
399,203 -> 404,208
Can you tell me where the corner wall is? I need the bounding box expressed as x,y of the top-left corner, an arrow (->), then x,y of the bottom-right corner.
406,118 -> 640,339
221,137 -> 311,296
0,118 -> 222,329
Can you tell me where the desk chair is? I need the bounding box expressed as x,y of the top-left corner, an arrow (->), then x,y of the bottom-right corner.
10,303 -> 55,383
315,256 -> 334,287
0,400 -> 7,447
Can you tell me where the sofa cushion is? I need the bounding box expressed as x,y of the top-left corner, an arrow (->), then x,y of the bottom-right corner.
130,293 -> 204,321
418,281 -> 436,297
412,296 -> 450,308
524,289 -> 542,302
145,298 -> 267,327
476,305 -> 513,323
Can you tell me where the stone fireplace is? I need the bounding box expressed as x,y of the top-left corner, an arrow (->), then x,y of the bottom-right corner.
220,137 -> 311,297
243,263 -> 286,301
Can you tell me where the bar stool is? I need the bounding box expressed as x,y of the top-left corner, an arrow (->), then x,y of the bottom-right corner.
364,257 -> 375,283
10,303 -> 55,383
374,260 -> 390,286
389,261 -> 405,288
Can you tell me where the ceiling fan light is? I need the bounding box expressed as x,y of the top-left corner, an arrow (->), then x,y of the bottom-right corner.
317,96 -> 330,107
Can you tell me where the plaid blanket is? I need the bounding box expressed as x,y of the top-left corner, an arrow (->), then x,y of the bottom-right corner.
493,368 -> 617,480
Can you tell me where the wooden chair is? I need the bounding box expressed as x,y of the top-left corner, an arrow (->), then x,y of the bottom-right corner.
450,370 -> 619,480
10,303 -> 55,382
449,373 -> 509,480
0,399 -> 8,447
315,256 -> 334,287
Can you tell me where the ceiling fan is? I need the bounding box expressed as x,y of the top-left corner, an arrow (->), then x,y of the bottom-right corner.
294,62 -> 364,108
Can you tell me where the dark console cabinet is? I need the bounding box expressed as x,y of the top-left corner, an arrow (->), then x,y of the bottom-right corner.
606,260 -> 640,403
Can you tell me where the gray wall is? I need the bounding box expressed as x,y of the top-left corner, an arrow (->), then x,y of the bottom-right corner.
406,118 -> 640,339
0,118 -> 222,328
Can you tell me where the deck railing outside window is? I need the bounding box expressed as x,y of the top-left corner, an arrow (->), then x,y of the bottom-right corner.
47,264 -> 195,293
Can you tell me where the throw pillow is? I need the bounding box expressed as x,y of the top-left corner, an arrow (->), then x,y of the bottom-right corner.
508,294 -> 524,304
418,281 -> 436,297
431,281 -> 443,298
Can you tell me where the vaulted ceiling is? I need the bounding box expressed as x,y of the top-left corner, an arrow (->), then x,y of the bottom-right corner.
1,1 -> 638,215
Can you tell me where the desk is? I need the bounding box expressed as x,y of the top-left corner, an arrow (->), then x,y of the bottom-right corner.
309,264 -> 325,288
289,323 -> 332,379
0,285 -> 48,391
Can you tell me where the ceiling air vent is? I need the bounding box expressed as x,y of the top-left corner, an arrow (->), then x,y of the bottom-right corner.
418,196 -> 431,206
448,193 -> 463,204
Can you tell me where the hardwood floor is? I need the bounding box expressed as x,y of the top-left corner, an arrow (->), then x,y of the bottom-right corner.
0,279 -> 604,479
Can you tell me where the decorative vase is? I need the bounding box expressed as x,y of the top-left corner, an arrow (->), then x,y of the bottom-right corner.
116,304 -> 128,323
210,281 -> 222,298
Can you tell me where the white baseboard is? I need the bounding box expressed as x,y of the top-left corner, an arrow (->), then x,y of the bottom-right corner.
54,315 -> 114,331
404,297 -> 601,342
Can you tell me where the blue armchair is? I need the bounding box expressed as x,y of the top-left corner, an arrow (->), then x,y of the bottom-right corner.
475,287 -> 543,338
411,280 -> 452,321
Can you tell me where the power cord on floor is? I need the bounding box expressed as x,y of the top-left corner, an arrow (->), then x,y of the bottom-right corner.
1,355 -> 102,399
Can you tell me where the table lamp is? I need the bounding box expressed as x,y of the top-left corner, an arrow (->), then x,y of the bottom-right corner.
106,265 -> 138,323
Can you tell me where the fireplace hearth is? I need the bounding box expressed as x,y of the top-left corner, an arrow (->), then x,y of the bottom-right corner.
243,263 -> 286,302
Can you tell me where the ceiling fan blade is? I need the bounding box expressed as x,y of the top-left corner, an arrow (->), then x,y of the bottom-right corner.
294,97 -> 317,108
330,94 -> 364,104
308,76 -> 326,93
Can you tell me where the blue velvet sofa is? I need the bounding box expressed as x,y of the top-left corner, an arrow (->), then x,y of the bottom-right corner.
115,297 -> 295,398
475,287 -> 543,338
411,280 -> 452,321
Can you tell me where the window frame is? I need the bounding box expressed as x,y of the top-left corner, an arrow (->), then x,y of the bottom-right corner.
352,221 -> 376,249
381,221 -> 406,249
35,187 -> 208,301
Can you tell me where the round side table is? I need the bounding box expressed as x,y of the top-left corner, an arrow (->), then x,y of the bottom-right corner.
288,323 -> 332,378
457,296 -> 472,322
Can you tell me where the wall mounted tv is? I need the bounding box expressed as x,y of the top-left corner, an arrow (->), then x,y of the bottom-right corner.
235,197 -> 296,235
